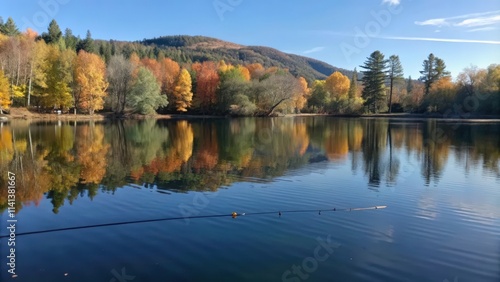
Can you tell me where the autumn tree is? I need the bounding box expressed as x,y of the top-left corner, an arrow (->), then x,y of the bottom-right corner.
107,55 -> 133,114
308,80 -> 328,112
325,71 -> 350,100
292,77 -> 310,112
140,58 -> 161,83
485,64 -> 500,113
348,68 -> 358,99
426,77 -> 456,112
485,64 -> 500,92
32,43 -> 75,110
22,29 -> 38,107
218,60 -> 232,73
160,58 -> 180,109
196,61 -> 220,113
387,55 -> 404,113
74,50 -> 108,115
129,53 -> 140,72
236,65 -> 251,81
0,29 -> 39,106
128,67 -> 168,115
173,68 -> 193,112
246,63 -> 265,80
456,65 -> 487,96
360,51 -> 388,113
0,70 -> 10,113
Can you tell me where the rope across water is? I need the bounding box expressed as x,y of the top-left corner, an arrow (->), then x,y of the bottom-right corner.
0,205 -> 387,238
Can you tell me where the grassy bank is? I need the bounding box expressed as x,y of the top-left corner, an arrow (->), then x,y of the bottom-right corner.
2,108 -> 500,122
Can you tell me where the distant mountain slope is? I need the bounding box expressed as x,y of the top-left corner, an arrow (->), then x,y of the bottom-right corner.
140,35 -> 351,81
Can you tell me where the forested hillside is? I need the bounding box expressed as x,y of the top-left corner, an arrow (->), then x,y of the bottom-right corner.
108,35 -> 350,81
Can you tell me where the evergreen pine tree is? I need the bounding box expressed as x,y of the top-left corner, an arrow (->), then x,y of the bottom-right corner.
77,30 -> 96,53
406,75 -> 413,95
388,55 -> 404,113
419,53 -> 450,96
360,51 -> 388,113
42,19 -> 63,44
348,68 -> 358,99
0,17 -> 20,36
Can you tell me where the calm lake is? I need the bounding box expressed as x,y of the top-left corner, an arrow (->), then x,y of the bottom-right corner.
0,117 -> 499,282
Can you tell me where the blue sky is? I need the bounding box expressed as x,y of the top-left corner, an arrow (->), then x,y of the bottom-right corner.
2,0 -> 500,79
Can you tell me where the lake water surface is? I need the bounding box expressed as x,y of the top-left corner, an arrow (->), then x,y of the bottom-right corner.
0,117 -> 499,282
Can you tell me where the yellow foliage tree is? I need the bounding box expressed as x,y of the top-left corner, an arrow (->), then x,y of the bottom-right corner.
218,60 -> 234,73
0,70 -> 11,114
293,77 -> 310,111
427,76 -> 456,112
325,71 -> 350,100
173,69 -> 193,112
75,51 -> 108,115
33,44 -> 74,110
236,65 -> 251,81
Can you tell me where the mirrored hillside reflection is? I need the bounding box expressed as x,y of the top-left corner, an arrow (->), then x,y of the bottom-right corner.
1,118 -> 499,213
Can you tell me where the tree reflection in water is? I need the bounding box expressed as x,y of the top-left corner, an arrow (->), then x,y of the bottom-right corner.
1,118 -> 499,213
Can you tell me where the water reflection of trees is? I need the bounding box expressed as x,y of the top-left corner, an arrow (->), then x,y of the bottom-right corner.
0,118 -> 499,213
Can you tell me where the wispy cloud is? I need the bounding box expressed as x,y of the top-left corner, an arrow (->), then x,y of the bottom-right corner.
415,18 -> 449,27
466,26 -> 497,33
455,15 -> 500,27
382,0 -> 400,6
415,10 -> 500,29
303,46 -> 325,54
380,36 -> 500,45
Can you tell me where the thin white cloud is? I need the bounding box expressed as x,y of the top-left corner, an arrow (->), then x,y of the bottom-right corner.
466,26 -> 497,32
455,15 -> 500,27
382,0 -> 400,6
415,10 -> 500,29
415,18 -> 449,27
380,36 -> 500,45
303,46 -> 325,54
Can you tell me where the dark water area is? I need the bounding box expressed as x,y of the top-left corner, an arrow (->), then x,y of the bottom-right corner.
0,117 -> 499,281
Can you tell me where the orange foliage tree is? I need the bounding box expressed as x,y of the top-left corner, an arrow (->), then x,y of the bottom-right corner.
196,61 -> 220,113
246,63 -> 265,80
236,65 -> 251,81
160,58 -> 180,108
140,58 -> 162,83
74,51 -> 108,115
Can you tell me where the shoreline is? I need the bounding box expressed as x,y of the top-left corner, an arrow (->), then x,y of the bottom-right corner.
2,109 -> 500,123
